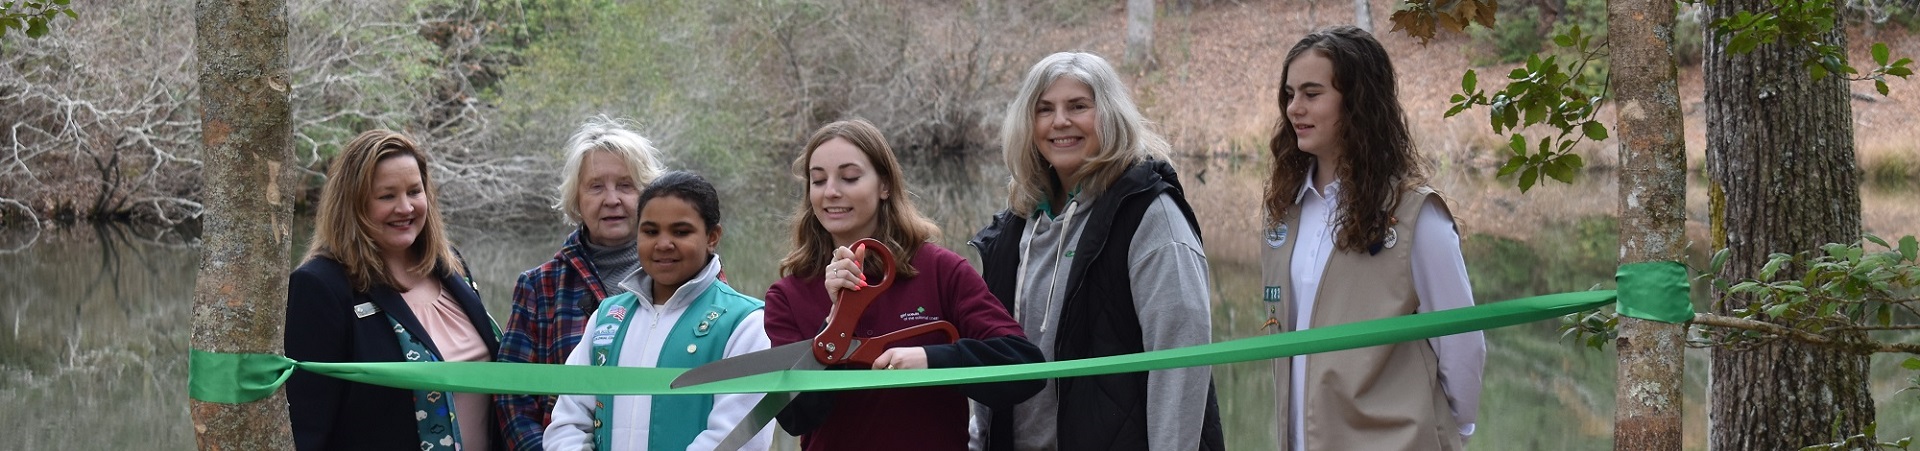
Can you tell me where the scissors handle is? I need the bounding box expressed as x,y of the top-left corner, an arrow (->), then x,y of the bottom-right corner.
813,238 -> 897,365
843,320 -> 960,367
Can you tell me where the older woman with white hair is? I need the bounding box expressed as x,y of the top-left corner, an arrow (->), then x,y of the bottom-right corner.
494,115 -> 665,451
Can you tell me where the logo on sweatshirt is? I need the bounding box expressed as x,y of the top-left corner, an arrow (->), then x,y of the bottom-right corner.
899,306 -> 940,322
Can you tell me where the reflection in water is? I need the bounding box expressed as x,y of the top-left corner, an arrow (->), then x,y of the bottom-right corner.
0,225 -> 197,449
2,159 -> 1914,449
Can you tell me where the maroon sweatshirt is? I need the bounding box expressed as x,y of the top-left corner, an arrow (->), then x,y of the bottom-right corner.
765,242 -> 1043,451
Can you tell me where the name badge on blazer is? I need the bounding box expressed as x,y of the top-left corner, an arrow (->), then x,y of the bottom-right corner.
353,302 -> 380,319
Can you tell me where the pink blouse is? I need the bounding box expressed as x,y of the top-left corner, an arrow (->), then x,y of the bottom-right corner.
409,284 -> 491,451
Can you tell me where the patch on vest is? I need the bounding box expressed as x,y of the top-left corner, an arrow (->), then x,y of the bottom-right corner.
607,305 -> 627,322
1263,286 -> 1283,303
1266,223 -> 1288,248
591,323 -> 619,346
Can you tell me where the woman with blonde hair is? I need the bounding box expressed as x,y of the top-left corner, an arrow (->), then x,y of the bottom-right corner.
495,116 -> 665,451
970,52 -> 1224,451
766,119 -> 1042,450
286,129 -> 502,450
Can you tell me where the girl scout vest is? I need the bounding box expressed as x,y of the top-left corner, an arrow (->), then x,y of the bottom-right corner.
587,280 -> 762,450
1262,186 -> 1464,451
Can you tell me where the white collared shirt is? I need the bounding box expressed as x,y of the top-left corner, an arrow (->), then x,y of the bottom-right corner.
1287,172 -> 1484,450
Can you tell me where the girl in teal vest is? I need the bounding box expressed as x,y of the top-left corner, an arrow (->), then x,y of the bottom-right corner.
545,171 -> 773,451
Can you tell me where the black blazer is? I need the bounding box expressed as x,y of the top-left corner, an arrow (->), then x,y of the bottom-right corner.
284,255 -> 503,451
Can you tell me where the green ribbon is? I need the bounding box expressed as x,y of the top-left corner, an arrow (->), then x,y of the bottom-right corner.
188,350 -> 297,404
1614,261 -> 1693,324
190,289 -> 1616,403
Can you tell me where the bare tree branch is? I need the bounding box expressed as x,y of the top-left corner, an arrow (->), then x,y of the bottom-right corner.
1691,313 -> 1920,354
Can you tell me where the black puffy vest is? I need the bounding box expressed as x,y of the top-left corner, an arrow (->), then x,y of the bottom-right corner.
971,159 -> 1225,451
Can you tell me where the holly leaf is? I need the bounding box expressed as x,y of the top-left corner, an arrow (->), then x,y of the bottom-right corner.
1545,157 -> 1576,183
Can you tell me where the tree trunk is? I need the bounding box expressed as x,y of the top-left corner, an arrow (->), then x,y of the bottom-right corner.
1703,1 -> 1874,449
191,0 -> 297,449
1353,0 -> 1372,32
1124,0 -> 1154,70
1607,0 -> 1688,449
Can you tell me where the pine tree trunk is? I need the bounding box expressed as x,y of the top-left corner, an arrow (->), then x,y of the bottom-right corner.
1703,1 -> 1874,448
1607,0 -> 1688,448
190,0 -> 297,448
1124,0 -> 1154,70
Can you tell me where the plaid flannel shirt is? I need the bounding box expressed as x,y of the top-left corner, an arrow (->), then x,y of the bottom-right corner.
493,228 -> 610,451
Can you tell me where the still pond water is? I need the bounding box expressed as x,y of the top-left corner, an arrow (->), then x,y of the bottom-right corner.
2,156 -> 1915,450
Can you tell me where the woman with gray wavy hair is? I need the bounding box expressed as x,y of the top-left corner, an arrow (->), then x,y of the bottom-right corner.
969,51 -> 1225,451
494,115 -> 665,451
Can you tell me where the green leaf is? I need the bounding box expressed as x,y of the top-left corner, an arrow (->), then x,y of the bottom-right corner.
1545,158 -> 1576,183
1519,166 -> 1538,192
1879,303 -> 1893,326
1729,33 -> 1760,55
1554,33 -> 1575,48
1709,248 -> 1731,273
1508,134 -> 1527,156
1877,80 -> 1889,96
1582,121 -> 1608,140
1873,42 -> 1891,66
1761,255 -> 1787,280
1900,235 -> 1918,261
1498,155 -> 1527,177
1446,103 -> 1470,118
1902,357 -> 1920,370
1891,66 -> 1915,78
1764,302 -> 1791,318
1866,234 -> 1890,248
1462,70 -> 1478,94
1524,102 -> 1547,125
24,16 -> 46,38
1810,63 -> 1828,80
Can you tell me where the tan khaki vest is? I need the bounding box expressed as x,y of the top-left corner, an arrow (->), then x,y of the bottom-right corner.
1262,186 -> 1462,451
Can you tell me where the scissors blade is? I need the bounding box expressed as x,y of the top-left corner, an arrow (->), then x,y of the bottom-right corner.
670,340 -> 822,388
713,390 -> 795,451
